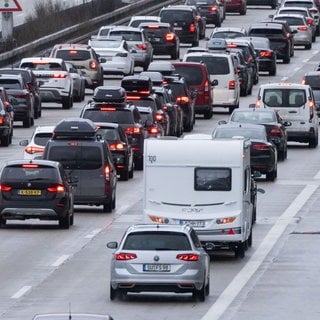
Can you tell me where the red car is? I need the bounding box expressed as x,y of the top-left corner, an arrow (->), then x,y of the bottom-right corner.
226,0 -> 247,15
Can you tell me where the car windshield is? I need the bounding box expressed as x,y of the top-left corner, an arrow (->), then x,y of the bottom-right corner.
109,31 -> 142,41
262,89 -> 307,107
274,16 -> 304,26
231,111 -> 276,123
55,50 -> 91,61
173,66 -> 203,86
186,56 -> 230,75
160,11 -> 193,22
123,231 -> 192,250
83,109 -> 135,124
96,128 -> 121,142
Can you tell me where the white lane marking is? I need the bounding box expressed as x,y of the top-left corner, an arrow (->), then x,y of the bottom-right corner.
201,182 -> 319,320
312,50 -> 319,55
302,59 -> 309,63
85,228 -> 102,239
294,67 -> 300,72
51,254 -> 70,267
11,286 -> 32,299
281,76 -> 288,81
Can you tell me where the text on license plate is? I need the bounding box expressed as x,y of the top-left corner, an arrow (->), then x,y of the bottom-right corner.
143,264 -> 171,272
18,189 -> 41,196
180,220 -> 205,227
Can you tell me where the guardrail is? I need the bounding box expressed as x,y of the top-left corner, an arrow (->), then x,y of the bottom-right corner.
0,0 -> 180,67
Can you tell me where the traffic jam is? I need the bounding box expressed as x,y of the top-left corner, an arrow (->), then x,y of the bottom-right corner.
1,0 -> 320,319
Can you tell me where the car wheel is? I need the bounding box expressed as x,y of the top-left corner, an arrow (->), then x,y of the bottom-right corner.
110,285 -> 118,301
283,51 -> 290,64
239,6 -> 246,15
215,18 -> 221,27
62,95 -> 73,109
305,43 -> 312,50
129,162 -> 134,179
317,25 -> 320,36
23,115 -> 32,128
171,47 -> 179,60
269,65 -> 277,76
1,134 -> 10,147
193,279 -> 206,302
112,193 -> 116,210
135,157 -> 144,171
248,228 -> 253,247
59,214 -> 70,229
266,167 -> 277,181
103,201 -> 112,213
203,110 -> 213,119
278,148 -> 286,161
235,243 -> 245,258
0,217 -> 6,227
119,169 -> 129,181
309,134 -> 318,148
205,275 -> 210,296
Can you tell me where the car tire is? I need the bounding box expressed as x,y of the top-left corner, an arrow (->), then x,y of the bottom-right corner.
205,275 -> 210,296
266,167 -> 277,181
283,51 -> 291,64
112,193 -> 116,210
248,228 -> 253,247
171,47 -> 179,60
0,217 -> 6,227
119,169 -> 129,181
240,6 -> 246,15
23,115 -> 32,128
203,110 -> 213,119
309,134 -> 318,148
1,134 -> 10,147
305,43 -> 312,50
129,162 -> 134,179
135,157 -> 144,171
103,201 -> 112,213
269,65 -> 277,76
62,94 -> 73,109
193,280 -> 206,302
110,285 -> 118,301
235,243 -> 245,258
59,214 -> 70,229
278,148 -> 286,161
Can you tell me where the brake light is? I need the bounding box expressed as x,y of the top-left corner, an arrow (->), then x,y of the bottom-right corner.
176,254 -> 199,261
229,80 -> 236,90
255,99 -> 261,108
89,60 -> 98,70
176,96 -> 190,103
105,165 -> 110,181
127,96 -> 141,100
306,18 -> 314,25
53,73 -> 67,78
189,23 -> 196,33
165,33 -> 175,41
100,107 -> 116,111
109,143 -> 124,150
259,51 -> 273,57
136,44 -> 147,50
209,6 -> 217,11
115,252 -> 137,260
69,50 -> 78,54
147,25 -> 159,29
0,184 -> 11,191
155,113 -> 164,121
298,26 -> 308,31
148,126 -> 159,134
309,99 -> 314,120
125,127 -> 141,134
204,80 -> 209,92
22,164 -> 39,168
270,126 -> 282,137
0,117 -> 3,125
252,143 -> 271,150
47,184 -> 65,193
302,79 -> 306,85
25,146 -> 44,154
227,44 -> 238,48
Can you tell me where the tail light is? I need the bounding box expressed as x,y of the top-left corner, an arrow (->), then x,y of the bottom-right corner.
270,126 -> 282,137
105,165 -> 111,195
109,143 -> 125,150
237,67 -> 241,74
136,44 -> 147,50
155,113 -> 164,121
302,79 -> 306,85
229,80 -> 236,90
176,254 -> 199,261
100,107 -> 116,111
148,126 -> 159,134
253,143 -> 271,151
176,96 -> 190,103
25,146 -> 44,155
255,99 -> 261,108
165,33 -> 175,41
89,60 -> 98,70
53,73 -> 67,78
297,26 -> 308,31
115,253 -> 137,260
309,99 -> 314,120
259,51 -> 273,57
306,18 -> 314,25
0,117 -> 4,125
47,184 -> 65,193
189,23 -> 196,33
125,127 -> 141,134
204,80 -> 209,92
209,6 -> 217,11
0,184 -> 11,192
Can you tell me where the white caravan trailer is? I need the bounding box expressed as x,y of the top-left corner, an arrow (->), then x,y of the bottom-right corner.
143,134 -> 253,258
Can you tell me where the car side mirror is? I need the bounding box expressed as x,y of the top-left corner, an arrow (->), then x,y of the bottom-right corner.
218,120 -> 227,125
107,241 -> 118,249
211,79 -> 218,86
99,57 -> 106,63
268,14 -> 274,18
19,139 -> 29,146
283,121 -> 292,126
291,30 -> 298,34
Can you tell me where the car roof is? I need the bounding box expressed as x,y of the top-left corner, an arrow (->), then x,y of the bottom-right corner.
304,71 -> 320,76
20,57 -> 65,63
274,13 -> 307,18
212,27 -> 246,32
2,159 -> 61,168
109,26 -> 142,32
249,22 -> 284,29
139,22 -> 172,28
125,223 -> 193,234
33,125 -> 56,134
94,122 -> 120,129
161,5 -> 195,11
259,82 -> 310,89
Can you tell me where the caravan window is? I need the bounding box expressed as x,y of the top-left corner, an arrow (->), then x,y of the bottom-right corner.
194,168 -> 231,191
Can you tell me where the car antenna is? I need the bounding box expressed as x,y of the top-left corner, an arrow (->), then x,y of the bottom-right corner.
68,302 -> 72,319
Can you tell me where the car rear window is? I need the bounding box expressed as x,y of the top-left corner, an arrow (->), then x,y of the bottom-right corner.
274,16 -> 304,25
279,9 -> 308,16
249,28 -> 284,35
160,10 -> 193,22
109,31 -> 142,41
96,128 -> 121,141
83,109 -> 135,124
20,62 -> 63,71
186,0 -> 216,4
174,66 -> 204,86
212,31 -> 244,39
123,231 -> 192,250
231,111 -> 276,123
186,56 -> 230,75
55,50 -> 91,61
283,1 -> 313,7
0,79 -> 22,89
304,75 -> 320,89
195,167 -> 232,191
2,165 -> 59,182
34,133 -> 53,146
262,89 -> 307,107
130,19 -> 159,28
214,127 -> 266,140
47,146 -> 103,170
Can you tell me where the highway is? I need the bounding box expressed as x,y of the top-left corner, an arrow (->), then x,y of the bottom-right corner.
0,4 -> 320,320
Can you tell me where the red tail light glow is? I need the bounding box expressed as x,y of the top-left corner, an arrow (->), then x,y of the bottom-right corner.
125,127 -> 141,134
148,126 -> 159,134
0,117 -> 4,125
0,184 -> 11,191
22,164 -> 39,168
176,96 -> 190,103
115,252 -> 137,260
155,113 -> 164,121
229,80 -> 236,90
209,6 -> 217,11
47,184 -> 65,193
100,107 -> 116,111
136,44 -> 147,50
165,33 -> 175,41
302,79 -> 306,85
297,26 -> 308,31
204,80 -> 209,92
270,126 -> 282,137
306,18 -> 314,25
189,23 -> 196,33
253,144 -> 271,151
176,254 -> 199,261
109,143 -> 125,150
53,73 -> 67,78
147,25 -> 159,29
259,51 -> 273,57
89,60 -> 98,70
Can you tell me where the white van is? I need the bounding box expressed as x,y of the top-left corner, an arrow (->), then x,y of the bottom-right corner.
253,82 -> 319,148
143,134 -> 253,258
183,51 -> 240,114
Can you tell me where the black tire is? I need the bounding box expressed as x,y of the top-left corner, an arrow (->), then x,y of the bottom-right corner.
171,47 -> 179,60
283,52 -> 290,64
23,116 -> 32,128
110,285 -> 118,301
278,148 -> 286,161
306,43 -> 312,50
309,135 -> 318,148
203,110 -> 213,119
266,167 -> 277,181
248,228 -> 253,247
252,201 -> 257,224
129,162 -> 134,179
239,7 -> 246,15
215,18 -> 221,27
1,134 -> 10,147
103,201 -> 112,213
119,169 -> 129,181
62,95 -> 73,109
59,214 -> 70,229
269,65 -> 277,76
193,281 -> 206,302
205,276 -> 210,296
235,243 -> 245,258
135,157 -> 144,171
0,217 -> 6,228
112,193 -> 116,210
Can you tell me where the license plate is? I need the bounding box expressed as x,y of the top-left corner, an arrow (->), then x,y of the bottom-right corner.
18,189 -> 41,196
180,220 -> 205,228
174,27 -> 182,31
150,37 -> 161,42
143,264 -> 171,272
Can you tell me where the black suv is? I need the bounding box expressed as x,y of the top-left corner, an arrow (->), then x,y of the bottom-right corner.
248,22 -> 293,64
0,159 -> 75,229
159,5 -> 200,46
80,86 -> 148,170
139,22 -> 180,59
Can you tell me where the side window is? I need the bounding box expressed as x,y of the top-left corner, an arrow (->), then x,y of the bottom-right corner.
190,229 -> 202,248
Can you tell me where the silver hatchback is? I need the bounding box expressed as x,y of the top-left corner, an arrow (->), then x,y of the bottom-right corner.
107,224 -> 210,301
